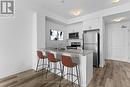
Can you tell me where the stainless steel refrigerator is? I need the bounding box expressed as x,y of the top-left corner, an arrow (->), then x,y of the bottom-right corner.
83,29 -> 100,67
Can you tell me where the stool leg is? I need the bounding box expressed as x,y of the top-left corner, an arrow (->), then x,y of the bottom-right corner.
59,62 -> 62,76
47,61 -> 50,78
76,66 -> 80,87
42,59 -> 44,73
36,59 -> 40,71
54,62 -> 57,79
67,68 -> 68,81
46,59 -> 48,78
78,65 -> 81,83
69,68 -> 71,83
71,68 -> 73,87
59,65 -> 64,87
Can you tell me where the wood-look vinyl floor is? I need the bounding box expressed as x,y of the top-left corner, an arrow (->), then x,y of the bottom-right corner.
0,70 -> 78,87
0,60 -> 130,87
88,60 -> 130,87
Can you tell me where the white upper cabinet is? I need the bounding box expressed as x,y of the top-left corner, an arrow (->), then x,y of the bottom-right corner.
83,17 -> 102,30
66,22 -> 83,39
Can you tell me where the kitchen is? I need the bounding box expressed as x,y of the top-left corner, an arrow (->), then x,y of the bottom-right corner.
0,0 -> 130,87
45,17 -> 102,67
40,10 -> 130,86
38,16 -> 101,87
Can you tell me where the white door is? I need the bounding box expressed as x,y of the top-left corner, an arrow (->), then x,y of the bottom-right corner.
108,24 -> 130,62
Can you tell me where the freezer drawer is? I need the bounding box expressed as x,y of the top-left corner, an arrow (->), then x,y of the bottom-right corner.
84,44 -> 99,67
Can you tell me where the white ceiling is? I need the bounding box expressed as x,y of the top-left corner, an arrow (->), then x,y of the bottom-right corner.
19,0 -> 130,19
39,0 -> 130,19
104,11 -> 130,24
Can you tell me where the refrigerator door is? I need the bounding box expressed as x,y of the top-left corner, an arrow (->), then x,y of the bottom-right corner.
83,31 -> 99,67
84,31 -> 97,44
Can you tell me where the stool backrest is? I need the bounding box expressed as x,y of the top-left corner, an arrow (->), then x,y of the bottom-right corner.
47,52 -> 56,62
61,55 -> 74,67
37,51 -> 44,59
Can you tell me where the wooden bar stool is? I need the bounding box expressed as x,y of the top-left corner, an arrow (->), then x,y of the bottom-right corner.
59,55 -> 80,87
47,52 -> 62,78
36,50 -> 48,77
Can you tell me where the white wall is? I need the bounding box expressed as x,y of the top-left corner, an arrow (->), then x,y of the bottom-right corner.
106,21 -> 130,62
45,19 -> 67,48
0,9 -> 34,78
37,14 -> 46,49
32,13 -> 38,70
83,17 -> 102,30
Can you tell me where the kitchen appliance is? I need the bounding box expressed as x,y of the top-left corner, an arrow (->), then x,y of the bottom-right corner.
71,42 -> 81,47
66,42 -> 81,49
66,46 -> 77,49
83,29 -> 100,67
69,32 -> 79,39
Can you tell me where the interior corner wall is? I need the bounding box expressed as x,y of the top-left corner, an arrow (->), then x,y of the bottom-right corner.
32,13 -> 38,70
101,18 -> 107,66
98,18 -> 105,67
37,14 -> 46,49
104,23 -> 108,60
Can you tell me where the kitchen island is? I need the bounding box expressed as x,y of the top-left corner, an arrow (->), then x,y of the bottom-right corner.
41,48 -> 93,87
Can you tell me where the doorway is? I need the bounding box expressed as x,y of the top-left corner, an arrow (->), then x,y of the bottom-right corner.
107,22 -> 130,62
104,11 -> 130,63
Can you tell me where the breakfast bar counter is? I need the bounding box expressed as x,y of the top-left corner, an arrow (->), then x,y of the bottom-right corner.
41,48 -> 93,87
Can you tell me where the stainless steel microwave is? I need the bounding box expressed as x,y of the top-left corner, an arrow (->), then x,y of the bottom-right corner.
69,32 -> 79,39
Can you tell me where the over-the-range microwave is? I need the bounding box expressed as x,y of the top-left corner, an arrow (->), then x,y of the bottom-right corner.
69,32 -> 79,39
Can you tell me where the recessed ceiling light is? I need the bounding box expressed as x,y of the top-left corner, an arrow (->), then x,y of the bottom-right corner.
113,0 -> 120,3
71,9 -> 81,16
60,0 -> 64,3
112,17 -> 125,22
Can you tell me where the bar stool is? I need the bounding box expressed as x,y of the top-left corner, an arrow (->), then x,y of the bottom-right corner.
59,54 -> 80,87
36,50 -> 48,77
47,52 -> 62,78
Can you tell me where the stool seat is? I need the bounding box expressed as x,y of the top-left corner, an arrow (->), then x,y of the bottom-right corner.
66,63 -> 78,68
47,52 -> 62,78
36,50 -> 48,78
37,51 -> 47,59
59,55 -> 80,87
61,55 -> 78,68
